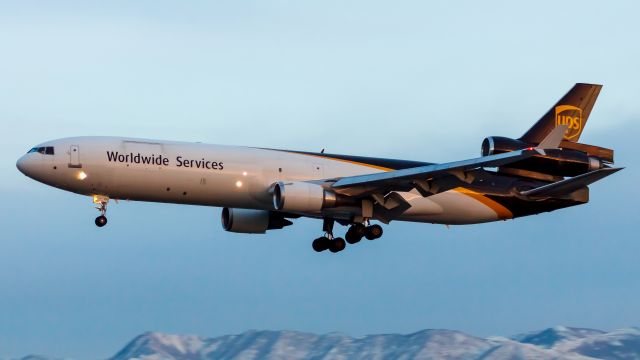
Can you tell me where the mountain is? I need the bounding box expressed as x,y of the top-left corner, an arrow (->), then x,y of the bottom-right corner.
4,356 -> 71,360
107,327 -> 640,360
110,329 -> 494,360
6,327 -> 640,360
555,328 -> 640,360
514,326 -> 606,348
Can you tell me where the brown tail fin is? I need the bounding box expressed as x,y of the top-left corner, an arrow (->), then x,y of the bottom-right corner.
520,83 -> 602,144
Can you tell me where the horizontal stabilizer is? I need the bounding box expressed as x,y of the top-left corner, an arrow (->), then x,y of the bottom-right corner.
520,167 -> 623,198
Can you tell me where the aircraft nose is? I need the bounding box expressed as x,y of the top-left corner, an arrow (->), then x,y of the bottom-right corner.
16,155 -> 26,174
16,154 -> 34,177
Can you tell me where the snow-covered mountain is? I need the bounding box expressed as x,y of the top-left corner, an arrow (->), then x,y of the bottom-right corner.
7,327 -> 640,360
513,326 -> 606,348
107,327 -> 640,360
555,327 -> 640,360
4,356 -> 71,360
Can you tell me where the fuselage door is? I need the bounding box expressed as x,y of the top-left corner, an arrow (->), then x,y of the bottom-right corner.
69,145 -> 81,168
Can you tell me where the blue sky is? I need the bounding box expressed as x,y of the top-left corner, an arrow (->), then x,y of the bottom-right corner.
1,1 -> 639,358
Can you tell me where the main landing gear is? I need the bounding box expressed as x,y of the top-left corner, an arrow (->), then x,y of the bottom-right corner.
312,218 -> 346,253
312,219 -> 383,253
93,195 -> 109,227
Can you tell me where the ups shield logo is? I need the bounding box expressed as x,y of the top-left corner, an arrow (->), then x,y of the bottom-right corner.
555,105 -> 582,140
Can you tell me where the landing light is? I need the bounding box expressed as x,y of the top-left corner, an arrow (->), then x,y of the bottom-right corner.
235,181 -> 243,188
77,171 -> 88,180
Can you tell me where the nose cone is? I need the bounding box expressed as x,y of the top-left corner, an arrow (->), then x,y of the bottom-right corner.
16,155 -> 28,175
16,154 -> 38,179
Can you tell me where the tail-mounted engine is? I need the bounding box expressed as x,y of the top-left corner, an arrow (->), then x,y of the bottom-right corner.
481,136 -> 613,178
481,136 -> 529,156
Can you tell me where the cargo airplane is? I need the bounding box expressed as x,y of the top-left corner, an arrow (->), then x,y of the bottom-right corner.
16,83 -> 621,253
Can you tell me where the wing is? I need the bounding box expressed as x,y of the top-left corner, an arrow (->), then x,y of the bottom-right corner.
331,148 -> 543,196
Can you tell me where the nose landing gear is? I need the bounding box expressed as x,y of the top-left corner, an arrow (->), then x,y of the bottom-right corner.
93,195 -> 109,228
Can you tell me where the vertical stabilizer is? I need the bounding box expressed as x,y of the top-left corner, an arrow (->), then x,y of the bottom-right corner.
520,83 -> 602,144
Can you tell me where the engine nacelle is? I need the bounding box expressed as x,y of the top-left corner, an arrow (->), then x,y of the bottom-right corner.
221,208 -> 292,234
272,181 -> 337,212
481,136 -> 530,156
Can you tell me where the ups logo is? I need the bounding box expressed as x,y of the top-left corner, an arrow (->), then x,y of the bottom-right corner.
555,105 -> 582,140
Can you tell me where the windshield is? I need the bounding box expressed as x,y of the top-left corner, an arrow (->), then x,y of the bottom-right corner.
27,146 -> 54,155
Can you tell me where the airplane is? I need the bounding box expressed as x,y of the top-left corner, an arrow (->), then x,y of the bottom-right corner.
16,83 -> 622,253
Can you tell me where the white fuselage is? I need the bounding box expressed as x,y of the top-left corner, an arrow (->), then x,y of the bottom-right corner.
17,137 -> 509,225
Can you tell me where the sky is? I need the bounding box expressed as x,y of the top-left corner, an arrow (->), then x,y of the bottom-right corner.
1,0 -> 639,358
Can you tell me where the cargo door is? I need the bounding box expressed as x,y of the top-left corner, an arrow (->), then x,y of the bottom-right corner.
69,145 -> 81,168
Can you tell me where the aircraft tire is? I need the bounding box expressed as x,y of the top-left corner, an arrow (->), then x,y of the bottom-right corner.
95,215 -> 108,227
345,230 -> 360,244
312,237 -> 330,252
329,238 -> 346,253
347,224 -> 366,244
345,226 -> 364,244
365,224 -> 383,240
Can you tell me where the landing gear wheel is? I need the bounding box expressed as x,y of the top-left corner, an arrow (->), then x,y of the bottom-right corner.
345,224 -> 366,244
312,237 -> 330,252
345,231 -> 360,244
329,237 -> 346,253
95,215 -> 108,227
365,224 -> 383,240
93,195 -> 110,228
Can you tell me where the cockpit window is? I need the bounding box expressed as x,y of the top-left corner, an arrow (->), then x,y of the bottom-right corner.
27,146 -> 55,155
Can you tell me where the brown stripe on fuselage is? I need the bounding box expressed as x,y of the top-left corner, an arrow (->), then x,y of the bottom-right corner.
453,187 -> 514,220
484,194 -> 584,218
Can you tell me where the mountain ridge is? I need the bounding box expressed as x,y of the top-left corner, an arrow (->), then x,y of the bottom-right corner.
7,326 -> 640,360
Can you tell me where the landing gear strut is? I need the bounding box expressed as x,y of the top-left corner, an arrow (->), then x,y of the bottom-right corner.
93,195 -> 109,227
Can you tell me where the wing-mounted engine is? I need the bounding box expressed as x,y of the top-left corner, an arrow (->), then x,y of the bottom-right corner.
481,136 -> 613,179
221,207 -> 292,234
272,181 -> 356,213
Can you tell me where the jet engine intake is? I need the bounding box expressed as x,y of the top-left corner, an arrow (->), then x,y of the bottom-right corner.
481,136 -> 530,156
272,181 -> 337,213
